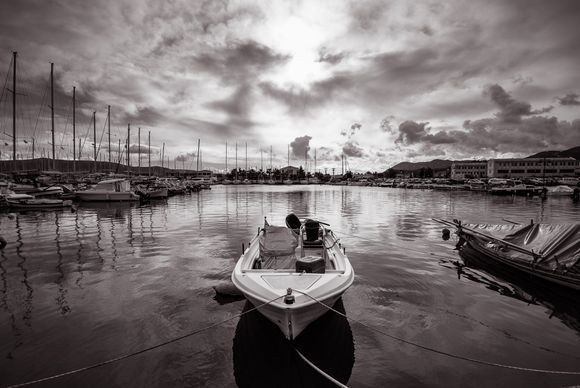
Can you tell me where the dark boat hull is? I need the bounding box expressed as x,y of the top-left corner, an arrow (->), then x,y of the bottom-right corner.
463,237 -> 580,291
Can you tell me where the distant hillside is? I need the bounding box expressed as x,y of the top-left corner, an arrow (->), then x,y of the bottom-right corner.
527,146 -> 580,160
389,159 -> 452,171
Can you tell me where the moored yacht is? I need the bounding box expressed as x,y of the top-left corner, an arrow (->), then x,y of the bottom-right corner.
76,178 -> 139,202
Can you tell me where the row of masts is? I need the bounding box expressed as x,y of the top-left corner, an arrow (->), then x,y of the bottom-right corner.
6,52 -> 349,175
224,141 -> 332,175
6,52 -> 171,175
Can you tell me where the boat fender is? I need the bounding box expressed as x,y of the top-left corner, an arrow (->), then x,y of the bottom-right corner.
442,228 -> 450,241
0,236 -> 6,249
284,288 -> 295,304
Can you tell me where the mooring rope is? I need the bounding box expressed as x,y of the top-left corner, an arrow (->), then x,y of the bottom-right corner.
292,289 -> 580,376
4,295 -> 284,388
293,346 -> 349,388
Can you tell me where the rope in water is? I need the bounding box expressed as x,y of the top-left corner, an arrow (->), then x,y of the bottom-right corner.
292,289 -> 580,376
4,295 -> 285,388
293,346 -> 350,388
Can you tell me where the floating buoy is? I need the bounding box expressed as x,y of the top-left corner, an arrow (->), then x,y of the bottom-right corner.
442,228 -> 451,241
7,213 -> 16,220
0,236 -> 7,249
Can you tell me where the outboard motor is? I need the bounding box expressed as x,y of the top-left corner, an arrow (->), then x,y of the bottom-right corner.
304,219 -> 320,242
285,213 -> 301,230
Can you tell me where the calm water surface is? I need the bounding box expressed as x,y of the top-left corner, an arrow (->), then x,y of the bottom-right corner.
1,186 -> 580,387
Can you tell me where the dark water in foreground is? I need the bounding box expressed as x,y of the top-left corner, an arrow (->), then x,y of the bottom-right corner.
1,186 -> 580,387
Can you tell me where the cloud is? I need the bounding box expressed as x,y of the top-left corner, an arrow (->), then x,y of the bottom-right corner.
485,84 -> 553,123
342,141 -> 365,158
392,85 -> 580,158
316,47 -> 347,65
290,135 -> 312,158
380,116 -> 396,133
556,93 -> 580,106
395,121 -> 431,145
191,40 -> 290,83
340,122 -> 362,138
128,144 -> 157,154
205,84 -> 257,130
259,74 -> 353,113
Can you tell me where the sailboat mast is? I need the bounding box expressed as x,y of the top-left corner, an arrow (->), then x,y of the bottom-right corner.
225,141 -> 228,172
161,142 -> 165,169
108,105 -> 111,164
148,130 -> 151,177
196,138 -> 200,171
51,62 -> 55,168
314,148 -> 317,174
245,142 -> 248,171
12,51 -> 16,163
287,144 -> 289,166
260,148 -> 263,171
127,123 -> 130,169
72,86 -> 76,172
93,111 -> 97,172
138,127 -> 141,175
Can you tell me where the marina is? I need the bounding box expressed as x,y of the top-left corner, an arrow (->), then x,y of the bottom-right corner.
1,0 -> 580,386
1,185 -> 580,387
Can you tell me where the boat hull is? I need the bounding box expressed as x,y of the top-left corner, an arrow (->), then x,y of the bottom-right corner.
76,191 -> 139,201
244,292 -> 344,340
7,199 -> 72,209
464,238 -> 580,291
147,188 -> 168,198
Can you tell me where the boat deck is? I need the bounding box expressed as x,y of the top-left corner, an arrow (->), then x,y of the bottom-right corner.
260,245 -> 328,270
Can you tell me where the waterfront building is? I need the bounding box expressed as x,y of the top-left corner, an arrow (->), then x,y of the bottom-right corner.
280,166 -> 300,177
450,160 -> 488,180
487,157 -> 579,178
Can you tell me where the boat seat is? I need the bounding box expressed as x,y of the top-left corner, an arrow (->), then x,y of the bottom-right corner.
303,239 -> 323,247
296,256 -> 325,273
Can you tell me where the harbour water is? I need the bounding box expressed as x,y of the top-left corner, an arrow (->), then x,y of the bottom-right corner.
1,185 -> 580,387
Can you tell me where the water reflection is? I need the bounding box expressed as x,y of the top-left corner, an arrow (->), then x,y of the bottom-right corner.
457,246 -> 580,335
74,211 -> 84,288
15,216 -> 33,328
54,212 -> 70,315
233,298 -> 354,388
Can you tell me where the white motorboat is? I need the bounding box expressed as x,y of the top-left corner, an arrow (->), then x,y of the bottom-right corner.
547,185 -> 574,196
232,215 -> 354,340
76,179 -> 139,202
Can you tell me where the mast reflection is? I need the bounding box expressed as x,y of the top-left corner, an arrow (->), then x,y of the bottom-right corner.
54,212 -> 70,315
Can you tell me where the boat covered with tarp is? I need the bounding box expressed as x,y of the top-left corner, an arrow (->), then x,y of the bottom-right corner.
232,214 -> 354,340
435,218 -> 580,291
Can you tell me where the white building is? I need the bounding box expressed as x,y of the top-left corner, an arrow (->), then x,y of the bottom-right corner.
450,160 -> 488,180
487,157 -> 579,178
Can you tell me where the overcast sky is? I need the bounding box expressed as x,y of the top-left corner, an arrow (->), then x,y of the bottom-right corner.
1,0 -> 579,171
